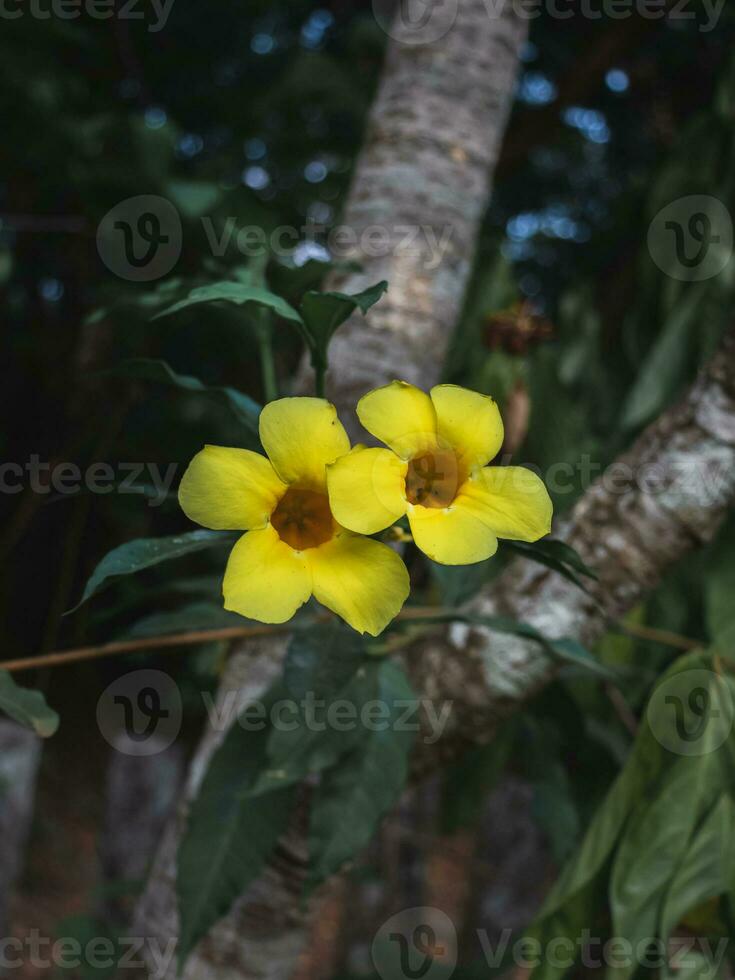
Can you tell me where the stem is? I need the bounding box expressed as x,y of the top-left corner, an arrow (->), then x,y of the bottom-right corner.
314,358 -> 326,399
616,621 -> 700,651
256,311 -> 278,402
0,608 -> 704,676
0,624 -> 291,674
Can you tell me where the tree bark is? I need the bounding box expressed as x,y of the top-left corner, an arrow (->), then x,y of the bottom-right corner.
132,636 -> 314,980
0,722 -> 42,945
297,0 -> 529,433
136,322 -> 735,980
132,0 -> 735,972
134,2 -> 530,977
401,325 -> 735,766
98,735 -> 185,927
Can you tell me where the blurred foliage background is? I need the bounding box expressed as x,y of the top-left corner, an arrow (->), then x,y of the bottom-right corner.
2,1 -> 735,977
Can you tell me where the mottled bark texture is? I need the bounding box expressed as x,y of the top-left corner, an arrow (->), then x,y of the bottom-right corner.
404,326 -> 735,765
135,326 -> 735,980
132,637 -> 314,980
0,722 -> 42,942
98,735 -> 185,926
133,0 -> 735,971
135,4 -> 530,977
297,0 -> 529,434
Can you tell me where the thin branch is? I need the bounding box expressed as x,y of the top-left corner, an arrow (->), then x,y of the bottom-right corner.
0,607 -> 703,675
616,621 -> 701,652
0,625 -> 289,674
604,682 -> 639,738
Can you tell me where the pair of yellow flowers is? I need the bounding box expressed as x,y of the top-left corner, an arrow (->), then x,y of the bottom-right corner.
179,381 -> 552,636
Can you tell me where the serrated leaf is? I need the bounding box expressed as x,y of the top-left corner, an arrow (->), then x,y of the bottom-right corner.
300,280 -> 387,356
307,660 -> 415,887
177,710 -> 293,970
70,530 -> 236,612
154,281 -> 304,326
110,358 -> 261,436
0,671 -> 59,737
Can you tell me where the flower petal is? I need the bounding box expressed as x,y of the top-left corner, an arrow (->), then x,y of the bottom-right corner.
327,446 -> 408,535
407,503 -> 498,565
430,384 -> 504,469
307,530 -> 409,636
357,381 -> 437,459
223,525 -> 311,623
179,445 -> 286,530
259,397 -> 350,490
459,465 -> 553,541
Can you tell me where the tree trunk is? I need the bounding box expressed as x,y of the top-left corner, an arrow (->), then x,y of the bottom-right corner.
400,325 -> 735,768
132,636 -> 312,980
0,722 -> 42,944
298,0 -> 529,433
98,735 -> 185,927
134,2 -> 529,977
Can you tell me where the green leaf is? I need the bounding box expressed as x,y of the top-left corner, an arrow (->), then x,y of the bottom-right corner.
70,530 -> 236,612
177,706 -> 294,970
610,671 -> 730,980
123,601 -> 242,639
307,661 -> 416,888
165,179 -> 222,219
533,652 -> 709,930
300,280 -> 388,358
705,518 -> 735,652
254,659 -> 381,796
110,358 -> 261,436
440,723 -> 515,834
529,883 -> 599,980
621,283 -> 706,430
154,281 -> 304,326
549,638 -> 615,678
502,539 -> 598,591
523,718 -> 580,863
659,794 -> 734,948
0,671 -> 59,737
429,560 -> 491,607
608,751 -> 723,980
283,621 -> 365,701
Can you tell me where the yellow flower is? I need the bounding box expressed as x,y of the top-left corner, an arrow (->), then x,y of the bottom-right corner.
178,398 -> 410,635
327,381 -> 552,566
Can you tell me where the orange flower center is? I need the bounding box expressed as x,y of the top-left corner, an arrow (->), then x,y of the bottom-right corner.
271,488 -> 334,550
405,450 -> 460,508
